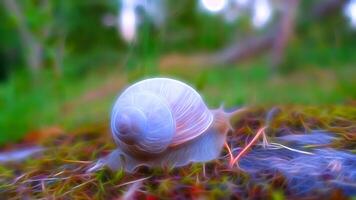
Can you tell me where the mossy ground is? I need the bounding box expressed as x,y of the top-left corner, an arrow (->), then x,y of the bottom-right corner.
0,105 -> 355,199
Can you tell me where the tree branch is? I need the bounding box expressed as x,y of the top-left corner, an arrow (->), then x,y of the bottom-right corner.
2,0 -> 43,73
159,0 -> 346,71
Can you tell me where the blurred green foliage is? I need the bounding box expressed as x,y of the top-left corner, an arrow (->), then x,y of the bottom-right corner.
0,0 -> 355,145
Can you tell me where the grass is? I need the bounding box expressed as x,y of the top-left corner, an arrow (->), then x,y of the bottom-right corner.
0,68 -> 120,145
0,60 -> 355,145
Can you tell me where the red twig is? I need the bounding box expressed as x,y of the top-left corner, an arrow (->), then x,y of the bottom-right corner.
229,126 -> 267,168
224,142 -> 234,164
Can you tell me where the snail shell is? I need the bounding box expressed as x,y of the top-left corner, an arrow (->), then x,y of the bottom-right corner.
102,78 -> 242,172
111,78 -> 214,154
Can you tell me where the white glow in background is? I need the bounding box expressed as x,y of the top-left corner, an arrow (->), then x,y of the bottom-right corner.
119,8 -> 137,42
344,0 -> 356,28
235,0 -> 249,7
252,0 -> 272,28
200,0 -> 228,13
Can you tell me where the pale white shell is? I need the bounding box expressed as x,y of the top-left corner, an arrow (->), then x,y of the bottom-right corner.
113,78 -> 214,147
111,91 -> 175,153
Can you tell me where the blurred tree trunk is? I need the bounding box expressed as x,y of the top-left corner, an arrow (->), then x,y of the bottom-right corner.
215,0 -> 299,69
160,0 -> 346,71
270,0 -> 299,71
2,0 -> 44,75
214,33 -> 275,64
215,0 -> 345,67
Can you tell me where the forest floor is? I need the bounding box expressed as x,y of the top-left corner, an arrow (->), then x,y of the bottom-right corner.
0,56 -> 355,199
0,105 -> 355,199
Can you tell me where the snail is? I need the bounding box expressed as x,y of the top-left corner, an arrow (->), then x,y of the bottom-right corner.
89,78 -> 244,172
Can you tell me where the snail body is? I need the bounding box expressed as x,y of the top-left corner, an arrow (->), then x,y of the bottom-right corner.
101,78 -> 241,172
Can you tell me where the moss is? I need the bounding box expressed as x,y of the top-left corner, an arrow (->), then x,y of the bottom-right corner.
0,106 -> 355,199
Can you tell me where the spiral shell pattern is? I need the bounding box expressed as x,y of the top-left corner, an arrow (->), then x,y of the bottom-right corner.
111,78 -> 214,149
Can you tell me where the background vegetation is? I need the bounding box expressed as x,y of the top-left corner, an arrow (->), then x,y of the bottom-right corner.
0,0 -> 355,145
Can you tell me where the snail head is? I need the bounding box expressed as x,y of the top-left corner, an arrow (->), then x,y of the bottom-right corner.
211,106 -> 247,135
